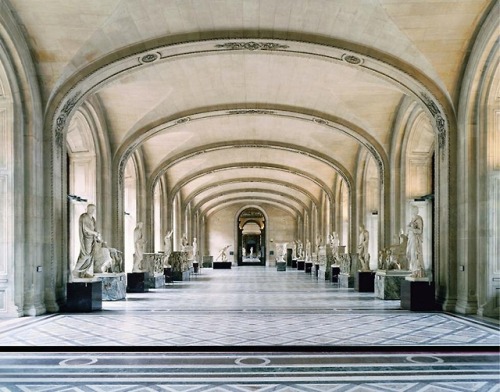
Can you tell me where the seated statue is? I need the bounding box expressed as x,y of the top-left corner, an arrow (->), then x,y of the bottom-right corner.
378,234 -> 408,271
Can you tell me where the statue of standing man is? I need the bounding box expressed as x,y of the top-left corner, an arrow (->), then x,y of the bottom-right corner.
357,224 -> 370,271
73,204 -> 100,279
132,222 -> 145,272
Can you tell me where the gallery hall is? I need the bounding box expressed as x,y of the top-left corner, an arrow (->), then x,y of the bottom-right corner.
0,0 -> 498,390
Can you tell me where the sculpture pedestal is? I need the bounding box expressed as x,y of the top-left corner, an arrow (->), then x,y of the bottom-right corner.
305,262 -> 313,273
213,262 -> 232,269
355,271 -> 376,292
66,280 -> 102,312
172,269 -> 190,281
375,270 -> 411,300
401,278 -> 435,311
317,265 -> 326,280
291,259 -> 297,268
164,267 -> 173,283
127,272 -> 149,293
94,273 -> 126,301
202,256 -> 213,268
276,261 -> 286,271
147,273 -> 165,288
331,266 -> 341,283
339,273 -> 354,288
193,262 -> 199,273
297,260 -> 305,270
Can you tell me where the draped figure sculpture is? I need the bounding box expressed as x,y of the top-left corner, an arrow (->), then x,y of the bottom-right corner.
73,204 -> 101,279
132,222 -> 146,272
192,237 -> 198,261
407,205 -> 425,278
164,230 -> 173,261
357,224 -> 370,271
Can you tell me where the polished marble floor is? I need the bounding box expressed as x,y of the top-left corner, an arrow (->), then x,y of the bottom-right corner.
0,266 -> 498,390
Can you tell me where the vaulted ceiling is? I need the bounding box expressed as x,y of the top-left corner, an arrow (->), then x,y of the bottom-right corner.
9,0 -> 492,219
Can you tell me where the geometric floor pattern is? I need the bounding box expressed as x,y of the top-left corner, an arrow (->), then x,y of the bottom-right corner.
0,266 -> 498,390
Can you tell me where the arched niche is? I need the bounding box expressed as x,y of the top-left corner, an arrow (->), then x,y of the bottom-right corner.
66,111 -> 97,272
123,157 -> 137,272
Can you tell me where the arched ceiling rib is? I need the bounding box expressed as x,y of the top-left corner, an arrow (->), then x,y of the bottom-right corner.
205,198 -> 299,221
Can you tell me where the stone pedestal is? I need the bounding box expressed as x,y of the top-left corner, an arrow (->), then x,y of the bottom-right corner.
172,269 -> 191,281
375,270 -> 411,300
127,272 -> 149,293
94,273 -> 126,301
355,271 -> 376,292
401,279 -> 436,311
305,262 -> 313,273
164,267 -> 173,283
331,266 -> 341,283
66,280 -> 102,312
213,261 -> 232,269
286,249 -> 293,267
339,273 -> 354,288
147,273 -> 165,288
143,253 -> 167,276
297,260 -> 305,270
276,261 -> 286,271
292,259 -> 297,268
193,262 -> 199,273
202,256 -> 213,268
317,265 -> 327,280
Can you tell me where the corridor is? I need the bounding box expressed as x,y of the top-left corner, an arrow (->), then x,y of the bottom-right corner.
0,266 -> 498,390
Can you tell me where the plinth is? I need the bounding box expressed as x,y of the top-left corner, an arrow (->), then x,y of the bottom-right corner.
339,273 -> 354,288
147,273 -> 165,288
172,269 -> 190,281
291,259 -> 297,268
277,261 -> 286,271
331,266 -> 341,283
193,262 -> 199,273
355,271 -> 376,292
305,262 -> 313,273
213,261 -> 232,269
66,280 -> 102,312
164,267 -> 173,283
94,273 -> 126,301
401,278 -> 435,311
375,270 -> 411,300
297,260 -> 305,270
127,272 -> 149,293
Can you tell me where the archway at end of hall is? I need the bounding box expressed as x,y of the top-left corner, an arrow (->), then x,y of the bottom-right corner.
237,207 -> 266,266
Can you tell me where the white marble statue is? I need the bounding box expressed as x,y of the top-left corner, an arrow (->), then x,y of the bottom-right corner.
133,222 -> 146,272
192,237 -> 198,261
407,205 -> 425,278
329,232 -> 340,260
73,204 -> 101,279
357,224 -> 370,271
94,241 -> 123,273
181,233 -> 189,251
291,241 -> 297,259
216,245 -> 231,261
164,230 -> 173,261
305,239 -> 312,262
242,248 -> 246,257
250,246 -> 254,258
297,240 -> 303,259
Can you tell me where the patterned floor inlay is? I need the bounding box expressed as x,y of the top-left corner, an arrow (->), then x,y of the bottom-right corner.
0,352 -> 498,391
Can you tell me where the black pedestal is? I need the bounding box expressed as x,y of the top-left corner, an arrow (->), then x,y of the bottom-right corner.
305,262 -> 313,273
286,249 -> 293,267
127,272 -> 149,293
66,281 -> 102,312
164,267 -> 173,283
213,262 -> 232,269
292,259 -> 297,268
297,260 -> 305,270
193,262 -> 199,273
401,280 -> 436,311
331,267 -> 341,283
355,271 -> 376,292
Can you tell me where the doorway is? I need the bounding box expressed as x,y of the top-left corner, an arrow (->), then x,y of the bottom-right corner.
237,208 -> 266,266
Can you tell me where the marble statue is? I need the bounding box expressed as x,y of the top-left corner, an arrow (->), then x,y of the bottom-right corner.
181,233 -> 189,251
378,233 -> 408,271
250,246 -> 254,258
297,240 -> 303,259
357,224 -> 370,271
192,237 -> 198,261
133,222 -> 146,272
94,242 -> 123,273
216,245 -> 231,261
73,204 -> 101,279
242,248 -> 246,257
329,232 -> 340,261
305,239 -> 312,262
291,241 -> 297,259
164,230 -> 173,261
407,205 -> 425,278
